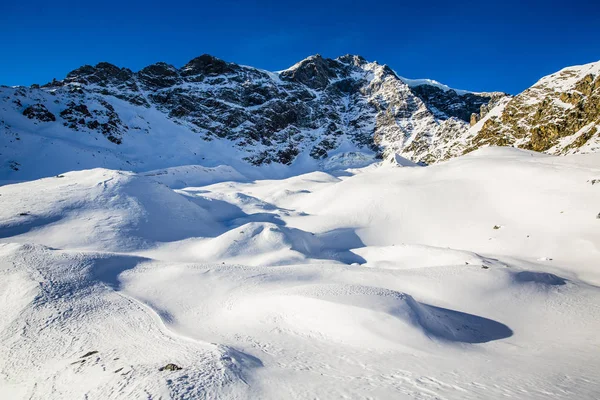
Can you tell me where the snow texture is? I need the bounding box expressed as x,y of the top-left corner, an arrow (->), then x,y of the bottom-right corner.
1,147 -> 599,399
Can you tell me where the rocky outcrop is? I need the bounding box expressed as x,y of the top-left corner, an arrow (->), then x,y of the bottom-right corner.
466,62 -> 600,155
22,104 -> 56,122
279,54 -> 341,89
410,85 -> 496,123
138,62 -> 181,89
59,100 -> 125,144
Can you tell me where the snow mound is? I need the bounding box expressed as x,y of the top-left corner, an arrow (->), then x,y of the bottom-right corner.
0,243 -> 255,399
461,146 -> 550,159
281,284 -> 512,344
147,223 -> 365,266
0,169 -> 222,251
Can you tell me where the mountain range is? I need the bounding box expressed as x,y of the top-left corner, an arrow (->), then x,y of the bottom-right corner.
1,54 -> 599,180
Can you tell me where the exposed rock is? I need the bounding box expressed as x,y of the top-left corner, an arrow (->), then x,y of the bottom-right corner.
65,62 -> 134,87
280,54 -> 340,90
470,113 -> 479,126
159,363 -> 182,371
410,85 -> 498,123
138,62 -> 181,88
23,104 -> 56,122
59,101 -> 124,144
180,54 -> 239,80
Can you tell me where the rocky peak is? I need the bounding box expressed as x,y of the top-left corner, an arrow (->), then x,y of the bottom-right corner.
180,54 -> 239,80
138,62 -> 181,89
336,54 -> 367,67
279,54 -> 344,90
64,62 -> 133,86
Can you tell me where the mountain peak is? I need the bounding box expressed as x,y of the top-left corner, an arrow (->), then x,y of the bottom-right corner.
63,62 -> 133,86
180,54 -> 239,78
336,54 -> 367,66
279,54 -> 343,90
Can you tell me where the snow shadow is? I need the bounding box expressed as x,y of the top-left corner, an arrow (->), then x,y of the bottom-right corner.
0,214 -> 63,238
89,254 -> 151,289
514,271 -> 567,286
310,227 -> 367,264
407,298 -> 513,344
179,192 -> 287,230
229,212 -> 286,227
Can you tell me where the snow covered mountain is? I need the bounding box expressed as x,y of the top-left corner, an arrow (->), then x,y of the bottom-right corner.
2,55 -> 600,181
461,60 -> 600,155
1,54 -> 505,180
2,55 -> 600,399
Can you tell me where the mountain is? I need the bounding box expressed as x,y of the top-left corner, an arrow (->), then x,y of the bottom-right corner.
1,54 -> 599,181
463,61 -> 600,155
0,54 -> 505,180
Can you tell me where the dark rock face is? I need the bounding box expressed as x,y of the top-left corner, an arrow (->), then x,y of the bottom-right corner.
410,85 -> 501,123
59,100 -> 125,144
280,54 -> 341,90
180,54 -> 239,80
18,54 -> 511,163
65,62 -> 134,86
23,104 -> 56,122
138,62 -> 181,89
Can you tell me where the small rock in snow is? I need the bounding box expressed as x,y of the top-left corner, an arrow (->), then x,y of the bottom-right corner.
159,363 -> 182,372
81,350 -> 98,358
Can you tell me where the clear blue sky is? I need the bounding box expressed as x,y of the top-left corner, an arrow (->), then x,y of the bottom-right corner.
1,0 -> 599,94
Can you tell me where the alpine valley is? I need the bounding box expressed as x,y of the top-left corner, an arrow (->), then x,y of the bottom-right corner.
1,55 -> 599,400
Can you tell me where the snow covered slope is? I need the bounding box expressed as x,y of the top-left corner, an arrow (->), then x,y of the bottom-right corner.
1,147 -> 599,399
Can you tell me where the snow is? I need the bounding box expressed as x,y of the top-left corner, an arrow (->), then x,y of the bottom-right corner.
535,60 -> 600,92
1,147 -> 600,399
397,76 -> 474,95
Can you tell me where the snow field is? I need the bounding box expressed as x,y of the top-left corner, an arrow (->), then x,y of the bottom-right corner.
1,147 -> 599,399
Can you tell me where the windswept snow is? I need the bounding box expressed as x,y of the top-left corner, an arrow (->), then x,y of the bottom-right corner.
1,147 -> 600,399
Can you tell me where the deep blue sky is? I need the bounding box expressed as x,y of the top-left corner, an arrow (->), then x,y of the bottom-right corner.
1,0 -> 599,94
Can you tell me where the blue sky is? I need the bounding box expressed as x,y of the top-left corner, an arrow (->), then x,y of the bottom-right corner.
1,0 -> 599,94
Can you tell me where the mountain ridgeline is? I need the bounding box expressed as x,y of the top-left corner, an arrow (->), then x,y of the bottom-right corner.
1,54 -> 599,179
